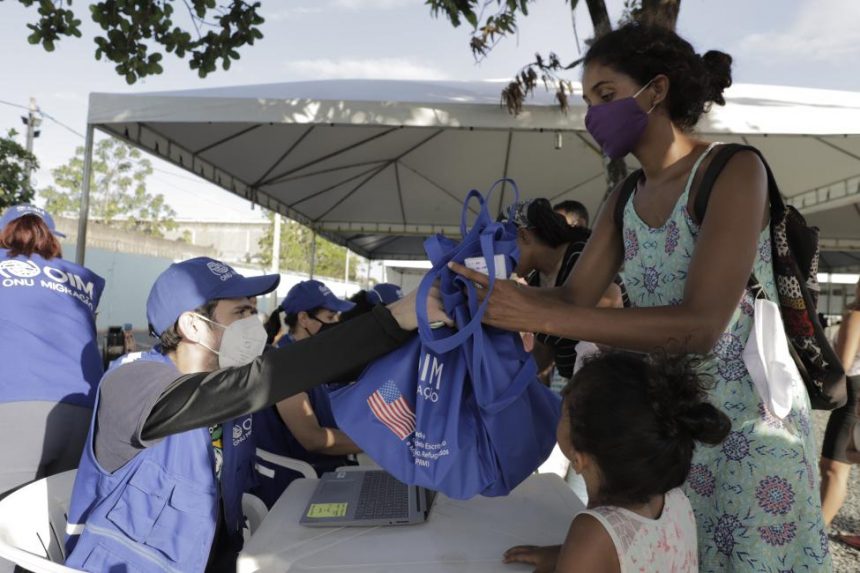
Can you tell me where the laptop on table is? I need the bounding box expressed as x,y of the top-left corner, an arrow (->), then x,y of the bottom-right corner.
300,469 -> 436,527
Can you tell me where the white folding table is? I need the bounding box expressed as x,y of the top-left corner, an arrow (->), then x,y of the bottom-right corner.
237,473 -> 584,573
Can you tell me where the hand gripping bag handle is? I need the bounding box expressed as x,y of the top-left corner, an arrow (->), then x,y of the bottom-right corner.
417,191 -> 492,353
416,180 -> 521,354
463,227 -> 537,413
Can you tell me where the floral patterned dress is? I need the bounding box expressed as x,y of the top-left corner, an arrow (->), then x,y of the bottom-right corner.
620,144 -> 831,572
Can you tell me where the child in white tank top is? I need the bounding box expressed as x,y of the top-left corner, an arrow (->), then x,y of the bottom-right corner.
503,352 -> 731,573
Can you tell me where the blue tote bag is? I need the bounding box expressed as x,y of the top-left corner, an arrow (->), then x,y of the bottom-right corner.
330,180 -> 560,499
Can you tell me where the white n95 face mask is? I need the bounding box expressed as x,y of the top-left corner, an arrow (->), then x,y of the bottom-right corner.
195,314 -> 268,368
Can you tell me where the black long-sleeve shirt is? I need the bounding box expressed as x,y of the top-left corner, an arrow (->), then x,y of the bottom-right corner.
94,305 -> 413,472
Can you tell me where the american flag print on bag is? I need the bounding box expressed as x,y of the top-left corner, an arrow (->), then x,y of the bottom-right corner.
367,380 -> 416,440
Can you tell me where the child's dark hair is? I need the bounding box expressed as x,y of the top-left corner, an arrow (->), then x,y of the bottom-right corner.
565,351 -> 731,506
525,199 -> 591,248
584,23 -> 732,130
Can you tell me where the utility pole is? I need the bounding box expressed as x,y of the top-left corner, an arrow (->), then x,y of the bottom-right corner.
21,97 -> 41,185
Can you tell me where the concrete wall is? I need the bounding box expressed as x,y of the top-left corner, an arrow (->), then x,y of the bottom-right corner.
163,221 -> 269,264
54,218 -> 371,334
56,244 -> 365,334
56,217 -> 214,260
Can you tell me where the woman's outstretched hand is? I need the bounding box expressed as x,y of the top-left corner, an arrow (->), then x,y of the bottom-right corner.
448,261 -> 549,333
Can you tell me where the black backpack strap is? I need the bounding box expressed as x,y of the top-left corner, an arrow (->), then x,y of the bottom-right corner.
613,169 -> 644,231
693,143 -> 786,291
693,143 -> 784,224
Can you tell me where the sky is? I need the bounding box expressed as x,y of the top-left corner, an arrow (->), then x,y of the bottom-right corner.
1,0 -> 858,223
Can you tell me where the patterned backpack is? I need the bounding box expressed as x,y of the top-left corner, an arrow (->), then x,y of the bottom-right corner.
615,143 -> 846,410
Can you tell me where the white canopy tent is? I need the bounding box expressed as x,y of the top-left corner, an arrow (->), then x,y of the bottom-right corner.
78,80 -> 860,265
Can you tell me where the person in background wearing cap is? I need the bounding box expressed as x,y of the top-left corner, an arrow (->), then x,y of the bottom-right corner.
0,205 -> 105,506
338,282 -> 405,323
64,259 -> 449,573
252,280 -> 363,508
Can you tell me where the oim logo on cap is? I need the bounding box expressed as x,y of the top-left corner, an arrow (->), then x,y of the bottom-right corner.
207,261 -> 234,281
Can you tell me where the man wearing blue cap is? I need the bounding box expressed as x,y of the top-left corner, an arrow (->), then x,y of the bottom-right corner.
252,280 -> 361,508
336,283 -> 405,324
367,283 -> 404,306
64,258 -> 449,573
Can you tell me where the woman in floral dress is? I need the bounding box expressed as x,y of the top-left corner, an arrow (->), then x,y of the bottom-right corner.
452,23 -> 829,572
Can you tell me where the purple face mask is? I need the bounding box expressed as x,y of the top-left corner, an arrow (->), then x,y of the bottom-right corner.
584,79 -> 656,160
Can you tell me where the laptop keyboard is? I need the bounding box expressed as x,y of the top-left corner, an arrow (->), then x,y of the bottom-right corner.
354,471 -> 410,520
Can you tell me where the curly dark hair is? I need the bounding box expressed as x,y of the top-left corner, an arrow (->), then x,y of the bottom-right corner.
565,351 -> 731,506
584,23 -> 732,130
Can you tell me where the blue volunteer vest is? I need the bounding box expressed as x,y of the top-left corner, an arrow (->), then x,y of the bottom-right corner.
0,250 -> 105,407
251,336 -> 353,507
65,349 -> 257,573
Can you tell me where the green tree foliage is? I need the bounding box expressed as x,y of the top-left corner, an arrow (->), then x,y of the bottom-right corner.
7,0 -> 264,84
40,138 -> 178,237
427,0 -> 680,192
258,213 -> 360,281
0,129 -> 38,209
427,0 -> 679,113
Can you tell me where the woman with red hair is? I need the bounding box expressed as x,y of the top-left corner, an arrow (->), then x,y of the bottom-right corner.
0,205 -> 105,504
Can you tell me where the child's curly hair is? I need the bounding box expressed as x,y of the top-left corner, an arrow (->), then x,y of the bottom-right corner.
564,351 -> 731,506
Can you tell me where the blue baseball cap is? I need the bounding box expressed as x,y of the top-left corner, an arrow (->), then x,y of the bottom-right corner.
0,204 -> 65,237
280,280 -> 355,315
367,283 -> 404,305
147,257 -> 280,336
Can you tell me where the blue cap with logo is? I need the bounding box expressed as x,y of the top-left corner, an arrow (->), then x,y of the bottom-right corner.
147,257 -> 280,336
280,280 -> 355,315
367,283 -> 404,305
0,204 -> 65,237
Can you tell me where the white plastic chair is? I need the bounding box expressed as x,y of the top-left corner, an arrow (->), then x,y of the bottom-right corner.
0,470 -> 271,571
0,470 -> 79,572
254,448 -> 316,479
241,493 -> 268,542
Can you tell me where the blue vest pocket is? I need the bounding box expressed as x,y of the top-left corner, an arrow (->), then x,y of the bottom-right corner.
106,483 -> 168,542
105,460 -> 216,567
83,543 -> 144,572
145,485 -> 214,565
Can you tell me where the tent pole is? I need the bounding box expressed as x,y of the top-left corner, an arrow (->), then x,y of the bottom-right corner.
309,231 -> 317,279
75,124 -> 95,266
343,248 -> 350,296
270,213 -> 282,313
